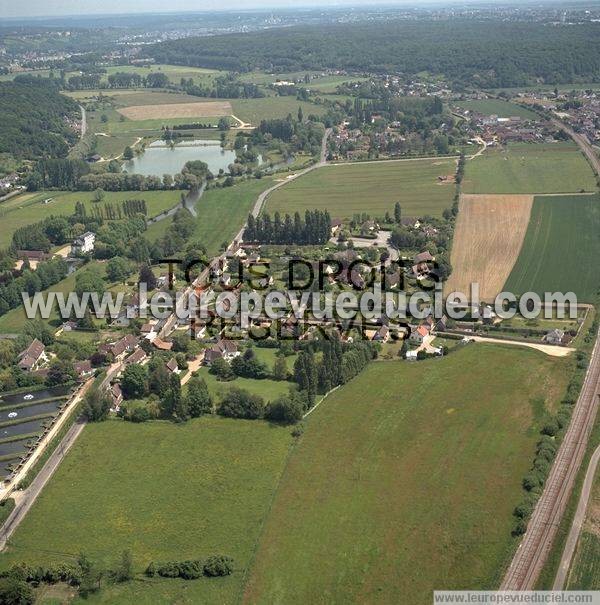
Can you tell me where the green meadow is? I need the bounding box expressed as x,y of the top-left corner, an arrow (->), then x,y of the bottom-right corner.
463,142 -> 597,194
243,345 -> 571,604
0,190 -> 183,248
504,194 -> 600,301
266,158 -> 457,218
0,418 -> 293,605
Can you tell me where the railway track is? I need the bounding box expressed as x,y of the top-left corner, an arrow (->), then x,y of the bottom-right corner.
500,334 -> 600,588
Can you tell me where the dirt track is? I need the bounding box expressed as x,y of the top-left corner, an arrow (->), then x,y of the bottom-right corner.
445,194 -> 533,301
118,101 -> 232,120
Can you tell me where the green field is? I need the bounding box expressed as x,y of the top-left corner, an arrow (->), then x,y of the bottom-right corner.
0,190 -> 183,248
504,194 -> 600,301
192,178 -> 275,256
463,142 -> 597,194
265,159 -> 457,218
230,97 -> 325,125
0,417 -> 293,604
243,345 -> 571,604
455,99 -> 538,120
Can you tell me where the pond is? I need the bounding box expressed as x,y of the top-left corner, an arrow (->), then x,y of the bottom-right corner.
0,418 -> 49,440
0,385 -> 71,406
0,400 -> 62,424
124,140 -> 237,177
0,438 -> 33,458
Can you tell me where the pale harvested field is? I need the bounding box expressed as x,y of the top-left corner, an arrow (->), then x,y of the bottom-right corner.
446,194 -> 534,301
117,101 -> 232,120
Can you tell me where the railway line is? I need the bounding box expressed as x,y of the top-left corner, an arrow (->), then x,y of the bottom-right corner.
500,334 -> 600,588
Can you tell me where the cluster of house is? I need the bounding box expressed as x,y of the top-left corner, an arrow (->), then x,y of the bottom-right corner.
0,172 -> 20,194
16,338 -> 93,381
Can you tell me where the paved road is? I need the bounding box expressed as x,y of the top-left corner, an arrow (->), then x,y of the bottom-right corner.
0,418 -> 87,551
501,333 -> 600,589
553,443 -> 600,589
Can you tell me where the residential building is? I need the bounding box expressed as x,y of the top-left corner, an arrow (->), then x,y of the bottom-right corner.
72,231 -> 95,255
18,339 -> 47,372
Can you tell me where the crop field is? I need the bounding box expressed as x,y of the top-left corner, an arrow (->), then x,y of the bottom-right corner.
463,142 -> 597,194
192,177 -> 275,256
567,463 -> 600,589
243,345 -> 571,604
445,194 -> 534,300
504,194 -> 600,301
0,190 -> 183,248
455,99 -> 538,120
265,158 -> 456,218
230,97 -> 326,125
0,418 -> 293,604
118,101 -> 232,121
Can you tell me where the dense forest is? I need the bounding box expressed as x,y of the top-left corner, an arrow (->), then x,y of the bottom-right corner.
147,20 -> 600,86
0,77 -> 79,159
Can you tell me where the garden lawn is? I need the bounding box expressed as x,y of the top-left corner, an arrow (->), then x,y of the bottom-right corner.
265,158 -> 457,218
192,178 -> 275,256
243,344 -> 571,604
463,142 -> 597,194
0,417 -> 293,605
504,194 -> 600,302
0,190 -> 184,248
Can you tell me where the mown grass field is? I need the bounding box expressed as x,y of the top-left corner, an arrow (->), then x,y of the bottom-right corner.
243,345 -> 571,604
0,418 -> 293,605
230,97 -> 325,125
0,190 -> 183,248
463,142 -> 597,194
504,194 -> 600,301
455,99 -> 538,120
192,177 -> 275,256
266,158 -> 457,218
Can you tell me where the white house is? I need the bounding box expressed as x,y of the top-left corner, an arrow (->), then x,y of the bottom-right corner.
72,231 -> 95,254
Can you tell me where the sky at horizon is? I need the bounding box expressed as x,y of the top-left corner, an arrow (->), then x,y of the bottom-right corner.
0,0 -> 463,20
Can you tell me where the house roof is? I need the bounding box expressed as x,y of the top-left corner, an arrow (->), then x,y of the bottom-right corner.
153,338 -> 173,351
18,339 -> 45,370
73,360 -> 92,374
111,383 -> 122,400
414,251 -> 434,264
416,325 -> 430,337
166,358 -> 178,372
125,348 -> 147,365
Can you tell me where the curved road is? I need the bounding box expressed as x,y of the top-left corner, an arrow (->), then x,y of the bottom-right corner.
553,443 -> 600,589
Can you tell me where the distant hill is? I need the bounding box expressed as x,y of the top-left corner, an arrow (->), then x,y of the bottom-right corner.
0,77 -> 79,160
147,20 -> 600,88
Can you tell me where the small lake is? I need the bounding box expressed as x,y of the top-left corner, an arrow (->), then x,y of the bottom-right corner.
124,140 -> 237,177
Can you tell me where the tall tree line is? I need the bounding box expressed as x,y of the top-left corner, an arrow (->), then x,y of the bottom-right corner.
245,210 -> 331,245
